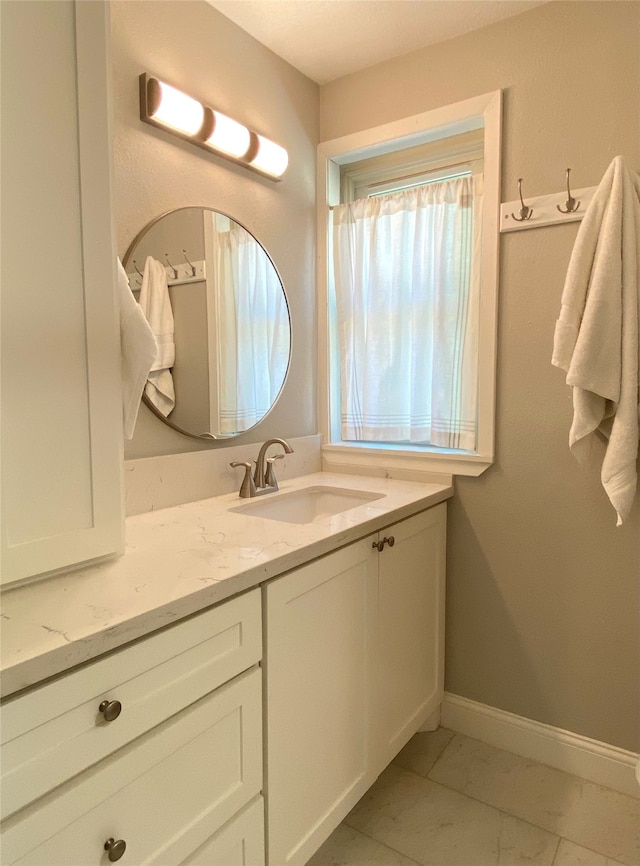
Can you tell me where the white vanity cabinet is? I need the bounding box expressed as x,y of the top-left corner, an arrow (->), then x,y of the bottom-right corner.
264,503 -> 447,866
0,481 -> 451,866
1,0 -> 123,586
0,590 -> 265,866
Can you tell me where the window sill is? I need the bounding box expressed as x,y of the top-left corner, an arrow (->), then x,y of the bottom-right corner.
321,442 -> 493,482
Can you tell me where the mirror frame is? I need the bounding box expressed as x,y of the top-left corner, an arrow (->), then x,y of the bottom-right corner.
123,207 -> 291,440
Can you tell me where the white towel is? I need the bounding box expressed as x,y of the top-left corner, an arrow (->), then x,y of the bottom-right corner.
117,258 -> 157,440
139,255 -> 176,417
552,155 -> 640,525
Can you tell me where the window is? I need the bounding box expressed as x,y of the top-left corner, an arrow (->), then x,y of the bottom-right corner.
317,92 -> 501,478
333,131 -> 483,451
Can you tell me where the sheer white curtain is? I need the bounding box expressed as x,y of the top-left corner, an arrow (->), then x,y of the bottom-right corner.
211,219 -> 289,434
332,174 -> 482,450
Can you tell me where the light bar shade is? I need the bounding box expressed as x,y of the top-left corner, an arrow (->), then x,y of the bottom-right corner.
139,74 -> 288,181
250,135 -> 289,178
206,111 -> 251,159
148,79 -> 205,136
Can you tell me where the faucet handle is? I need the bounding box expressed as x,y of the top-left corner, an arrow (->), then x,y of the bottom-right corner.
230,462 -> 256,498
265,454 -> 285,488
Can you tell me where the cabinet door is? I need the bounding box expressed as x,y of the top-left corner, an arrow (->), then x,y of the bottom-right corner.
0,0 -> 123,586
374,504 -> 447,768
264,538 -> 377,866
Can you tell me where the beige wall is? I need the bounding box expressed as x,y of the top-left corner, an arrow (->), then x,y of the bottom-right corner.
321,1 -> 640,751
111,1 -> 319,458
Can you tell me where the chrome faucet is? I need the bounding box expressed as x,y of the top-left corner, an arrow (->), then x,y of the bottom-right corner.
230,438 -> 294,498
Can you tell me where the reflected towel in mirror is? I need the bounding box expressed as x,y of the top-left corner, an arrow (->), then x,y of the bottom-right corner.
139,255 -> 176,417
117,258 -> 157,439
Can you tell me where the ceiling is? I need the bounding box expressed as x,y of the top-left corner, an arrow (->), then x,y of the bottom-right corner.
206,0 -> 547,85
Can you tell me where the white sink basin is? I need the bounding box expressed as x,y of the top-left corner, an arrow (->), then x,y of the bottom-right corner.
230,486 -> 384,524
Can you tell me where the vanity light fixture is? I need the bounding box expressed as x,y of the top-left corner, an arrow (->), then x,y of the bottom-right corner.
250,134 -> 289,178
144,78 -> 205,136
139,73 -> 288,180
203,111 -> 250,159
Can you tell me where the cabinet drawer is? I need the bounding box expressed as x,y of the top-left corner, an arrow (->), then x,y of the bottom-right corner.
1,589 -> 261,820
1,667 -> 263,865
182,796 -> 264,866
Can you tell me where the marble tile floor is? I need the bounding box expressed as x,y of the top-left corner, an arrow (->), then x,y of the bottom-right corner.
308,728 -> 640,866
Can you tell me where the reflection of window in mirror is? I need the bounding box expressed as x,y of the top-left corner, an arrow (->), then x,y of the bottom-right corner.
203,212 -> 290,436
318,91 -> 501,478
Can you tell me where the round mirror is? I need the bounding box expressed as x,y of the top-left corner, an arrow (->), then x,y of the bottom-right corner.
123,207 -> 291,439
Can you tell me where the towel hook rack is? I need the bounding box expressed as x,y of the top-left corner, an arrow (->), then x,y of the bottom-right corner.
132,260 -> 143,279
556,167 -> 581,214
164,253 -> 178,280
182,249 -> 196,277
511,178 -> 533,222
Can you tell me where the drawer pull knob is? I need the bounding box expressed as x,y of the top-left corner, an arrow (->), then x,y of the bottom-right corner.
99,699 -> 122,722
104,838 -> 127,861
386,535 -> 395,547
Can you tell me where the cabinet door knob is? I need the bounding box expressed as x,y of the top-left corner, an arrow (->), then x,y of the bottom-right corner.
104,837 -> 127,861
99,699 -> 122,722
372,536 -> 395,552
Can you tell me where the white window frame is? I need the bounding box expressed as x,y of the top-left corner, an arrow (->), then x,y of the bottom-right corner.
317,90 -> 502,480
343,127 -> 484,202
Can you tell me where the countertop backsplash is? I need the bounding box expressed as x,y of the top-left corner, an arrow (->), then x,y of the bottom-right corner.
125,434 -> 323,516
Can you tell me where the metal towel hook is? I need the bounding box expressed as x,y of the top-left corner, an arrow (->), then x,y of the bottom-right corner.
182,249 -> 196,277
511,178 -> 533,222
557,167 -> 581,214
164,253 -> 178,280
132,260 -> 144,279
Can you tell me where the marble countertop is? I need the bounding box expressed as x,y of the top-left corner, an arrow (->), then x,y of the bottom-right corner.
0,473 -> 452,699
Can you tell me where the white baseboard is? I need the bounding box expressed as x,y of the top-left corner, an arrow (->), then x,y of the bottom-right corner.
441,693 -> 639,799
